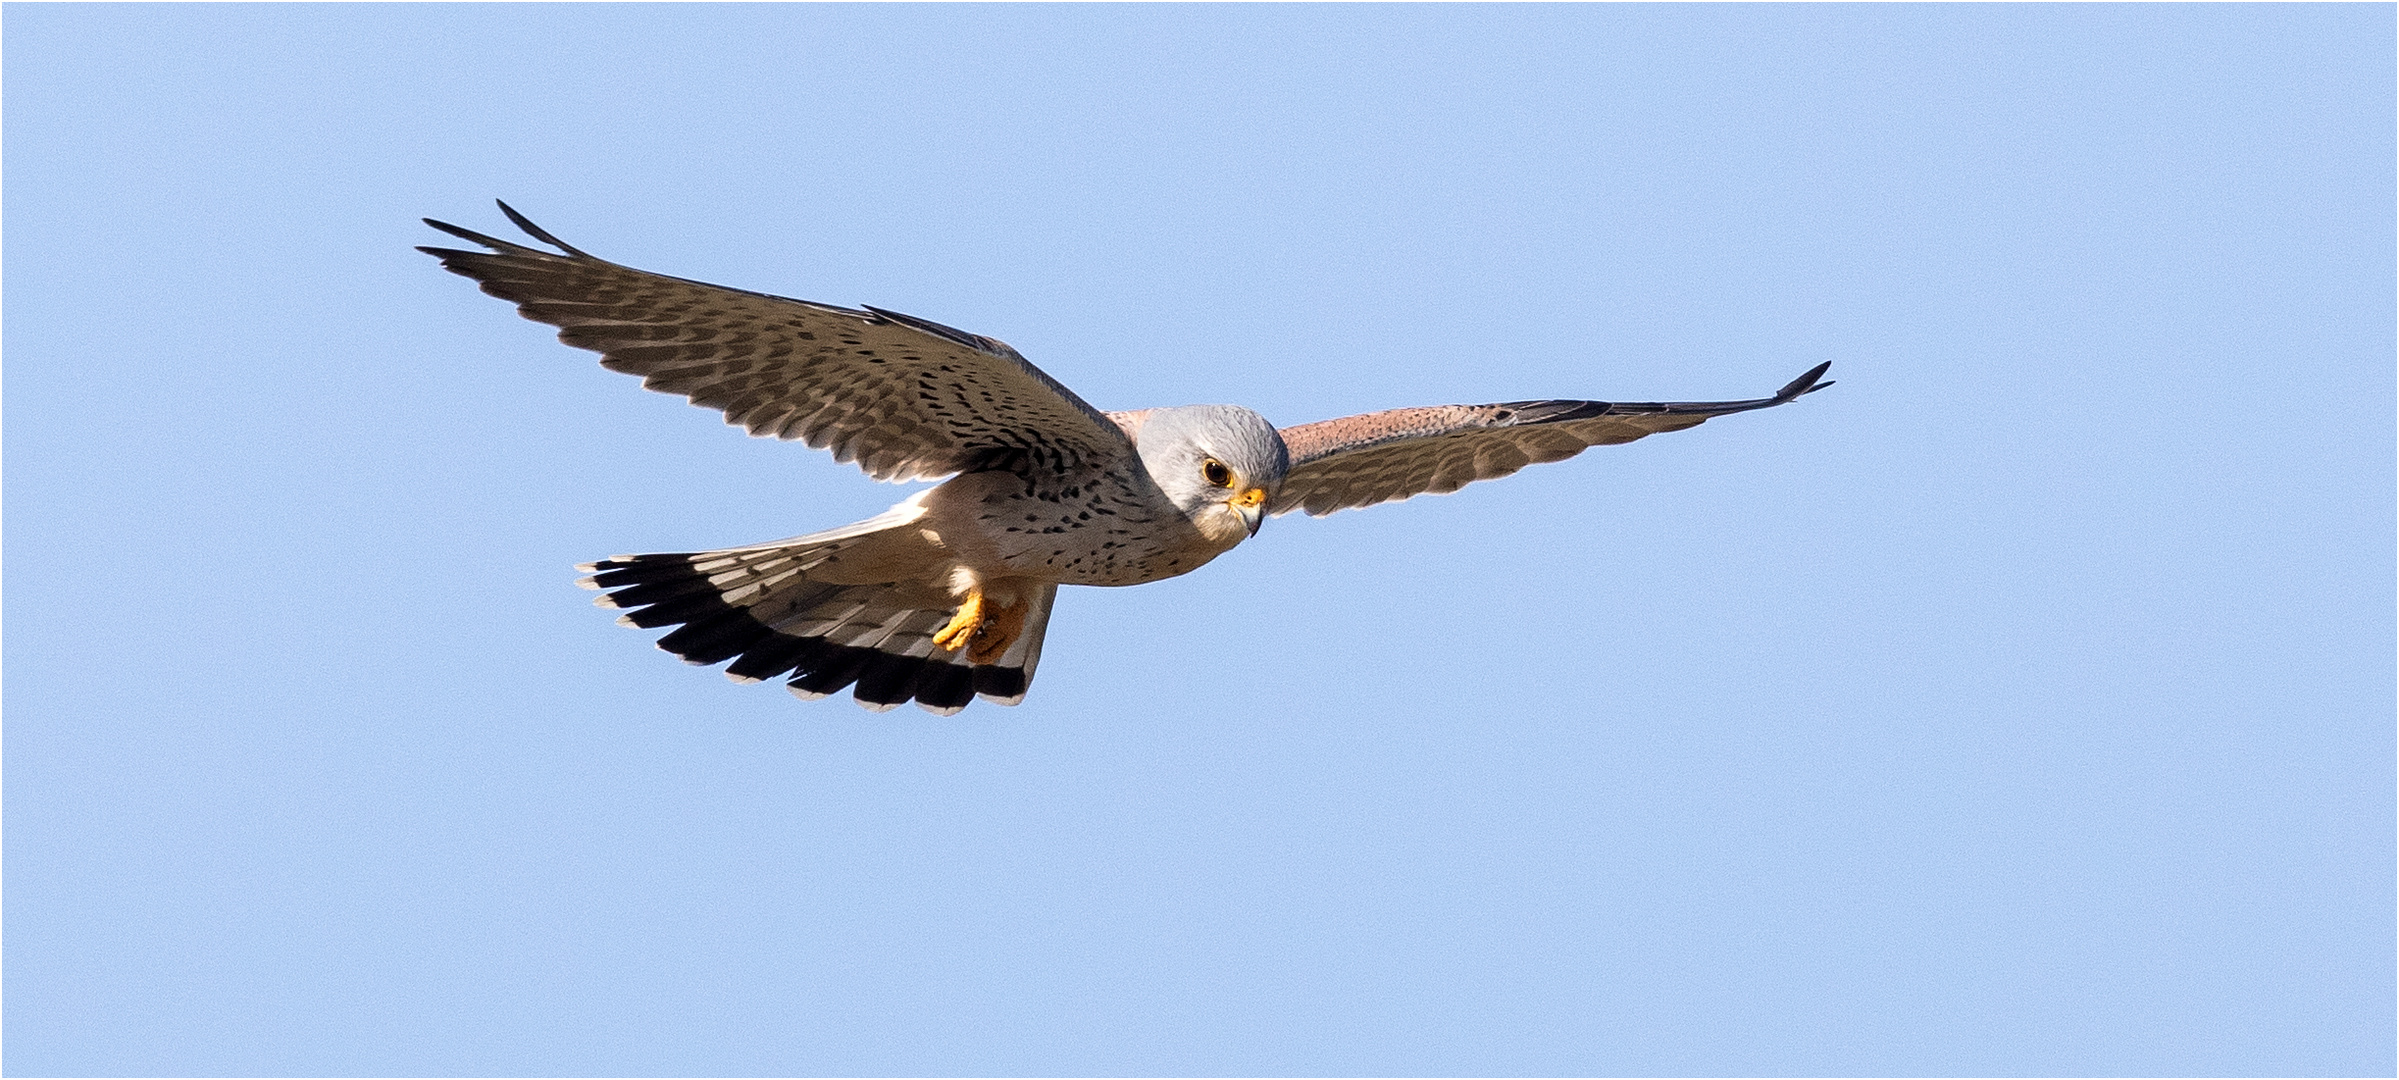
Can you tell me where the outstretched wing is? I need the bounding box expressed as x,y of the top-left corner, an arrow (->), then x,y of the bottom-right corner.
1270,362 -> 1833,517
420,202 -> 1130,483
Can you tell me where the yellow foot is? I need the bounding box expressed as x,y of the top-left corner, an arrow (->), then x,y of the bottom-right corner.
967,599 -> 1025,665
931,587 -> 1024,665
931,589 -> 987,653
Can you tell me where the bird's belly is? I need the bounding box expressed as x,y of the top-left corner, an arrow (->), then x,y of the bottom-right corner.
967,502 -> 1230,588
985,522 -> 1232,587
916,470 -> 1234,589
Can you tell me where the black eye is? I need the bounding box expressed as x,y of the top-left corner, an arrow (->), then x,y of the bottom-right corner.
1201,459 -> 1233,487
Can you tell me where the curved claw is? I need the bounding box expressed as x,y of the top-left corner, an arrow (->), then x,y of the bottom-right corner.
932,590 -> 986,652
969,601 -> 1025,665
933,588 -> 1024,665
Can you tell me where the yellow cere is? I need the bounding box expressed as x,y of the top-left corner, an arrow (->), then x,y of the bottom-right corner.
1232,487 -> 1266,509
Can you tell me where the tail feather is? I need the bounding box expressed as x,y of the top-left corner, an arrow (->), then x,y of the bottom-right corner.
578,522 -> 1055,714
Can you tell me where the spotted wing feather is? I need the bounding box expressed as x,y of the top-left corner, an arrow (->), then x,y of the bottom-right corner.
1271,362 -> 1832,516
420,202 -> 1129,483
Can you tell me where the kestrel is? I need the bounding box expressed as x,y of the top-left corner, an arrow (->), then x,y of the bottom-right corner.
421,203 -> 1833,714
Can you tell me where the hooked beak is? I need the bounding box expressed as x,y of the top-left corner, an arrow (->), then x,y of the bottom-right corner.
1230,487 -> 1267,537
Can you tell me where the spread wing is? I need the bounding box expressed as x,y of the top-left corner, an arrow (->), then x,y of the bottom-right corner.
419,202 -> 1130,483
1270,362 -> 1833,516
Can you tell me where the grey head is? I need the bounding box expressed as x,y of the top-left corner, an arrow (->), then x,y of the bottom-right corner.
1133,404 -> 1291,541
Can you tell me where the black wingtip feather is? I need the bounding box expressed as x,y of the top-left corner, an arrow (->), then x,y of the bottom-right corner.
495,200 -> 590,258
917,663 -> 977,711
973,667 -> 1028,701
419,217 -> 522,251
852,652 -> 925,708
722,635 -> 816,683
1775,361 -> 1834,401
790,644 -> 877,697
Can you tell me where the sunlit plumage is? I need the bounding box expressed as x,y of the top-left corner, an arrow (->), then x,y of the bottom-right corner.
421,203 -> 1833,713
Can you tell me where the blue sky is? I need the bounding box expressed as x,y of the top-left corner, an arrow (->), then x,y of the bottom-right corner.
6,5 -> 2391,1075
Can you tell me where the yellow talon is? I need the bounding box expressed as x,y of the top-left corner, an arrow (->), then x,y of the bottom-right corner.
932,587 -> 1024,665
969,599 -> 1025,665
932,589 -> 986,652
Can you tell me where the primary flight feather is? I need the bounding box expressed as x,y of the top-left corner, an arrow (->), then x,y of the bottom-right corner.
421,202 -> 1833,714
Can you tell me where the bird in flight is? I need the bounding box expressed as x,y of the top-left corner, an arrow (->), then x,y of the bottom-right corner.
421,203 -> 1833,714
